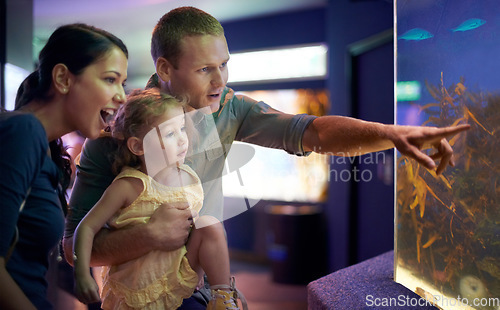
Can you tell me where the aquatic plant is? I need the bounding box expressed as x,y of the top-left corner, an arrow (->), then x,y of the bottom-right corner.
396,73 -> 500,308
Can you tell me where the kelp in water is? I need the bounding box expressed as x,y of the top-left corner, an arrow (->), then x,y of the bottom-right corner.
396,73 -> 500,309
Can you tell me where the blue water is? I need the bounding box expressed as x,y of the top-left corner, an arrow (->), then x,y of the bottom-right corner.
395,1 -> 500,309
397,0 -> 500,124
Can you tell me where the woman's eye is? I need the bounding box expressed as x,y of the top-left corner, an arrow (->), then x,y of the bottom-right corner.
105,77 -> 116,84
165,132 -> 174,138
181,126 -> 187,132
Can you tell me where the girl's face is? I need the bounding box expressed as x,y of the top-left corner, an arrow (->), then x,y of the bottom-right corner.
65,47 -> 128,139
154,106 -> 189,167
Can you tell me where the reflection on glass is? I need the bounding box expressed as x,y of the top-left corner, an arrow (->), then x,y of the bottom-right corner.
395,1 -> 500,309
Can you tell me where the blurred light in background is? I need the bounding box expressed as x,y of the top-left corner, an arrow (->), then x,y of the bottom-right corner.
228,44 -> 328,84
396,80 -> 421,101
4,63 -> 30,111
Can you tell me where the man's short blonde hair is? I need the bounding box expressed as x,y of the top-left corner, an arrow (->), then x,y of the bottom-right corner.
151,6 -> 225,68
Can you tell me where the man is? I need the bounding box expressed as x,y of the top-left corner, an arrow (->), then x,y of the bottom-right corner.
63,6 -> 469,309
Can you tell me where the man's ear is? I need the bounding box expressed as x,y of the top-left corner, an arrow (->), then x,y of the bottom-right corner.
127,137 -> 144,156
156,57 -> 173,83
52,63 -> 72,94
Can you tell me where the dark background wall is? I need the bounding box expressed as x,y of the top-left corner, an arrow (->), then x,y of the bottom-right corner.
222,0 -> 395,273
223,7 -> 327,92
325,0 -> 394,271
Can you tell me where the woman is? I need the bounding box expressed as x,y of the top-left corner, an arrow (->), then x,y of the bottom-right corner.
0,23 -> 128,310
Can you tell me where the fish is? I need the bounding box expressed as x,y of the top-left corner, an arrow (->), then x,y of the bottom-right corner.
452,18 -> 486,32
398,28 -> 434,41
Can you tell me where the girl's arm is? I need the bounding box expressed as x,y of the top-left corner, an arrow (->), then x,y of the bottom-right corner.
73,177 -> 142,303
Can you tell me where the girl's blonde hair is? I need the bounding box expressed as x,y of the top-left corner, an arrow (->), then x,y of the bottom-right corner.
111,88 -> 192,174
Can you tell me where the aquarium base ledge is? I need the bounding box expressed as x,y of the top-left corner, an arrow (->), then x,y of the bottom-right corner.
307,250 -> 439,309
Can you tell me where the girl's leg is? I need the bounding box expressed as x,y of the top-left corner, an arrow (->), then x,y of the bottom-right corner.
186,216 -> 230,287
186,216 -> 248,310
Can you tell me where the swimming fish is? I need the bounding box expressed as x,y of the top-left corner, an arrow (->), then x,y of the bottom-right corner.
398,28 -> 434,41
452,18 -> 486,32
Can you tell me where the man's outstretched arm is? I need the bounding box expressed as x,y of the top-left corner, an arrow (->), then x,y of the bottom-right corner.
302,115 -> 470,175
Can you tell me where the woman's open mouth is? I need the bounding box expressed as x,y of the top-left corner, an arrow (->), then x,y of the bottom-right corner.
100,108 -> 116,125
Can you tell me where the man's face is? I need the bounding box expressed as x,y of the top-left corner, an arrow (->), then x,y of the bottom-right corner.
166,34 -> 230,113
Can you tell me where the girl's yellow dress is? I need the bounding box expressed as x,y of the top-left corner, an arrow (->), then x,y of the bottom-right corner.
100,165 -> 203,310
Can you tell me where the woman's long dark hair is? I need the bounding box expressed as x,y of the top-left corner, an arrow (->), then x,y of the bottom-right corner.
14,23 -> 128,213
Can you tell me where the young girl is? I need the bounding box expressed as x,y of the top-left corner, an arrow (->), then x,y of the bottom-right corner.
73,89 -> 247,310
0,23 -> 127,310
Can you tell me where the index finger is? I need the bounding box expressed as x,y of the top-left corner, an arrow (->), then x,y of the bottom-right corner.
421,124 -> 470,149
433,124 -> 470,139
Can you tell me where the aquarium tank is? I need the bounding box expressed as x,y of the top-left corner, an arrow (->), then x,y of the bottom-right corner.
395,1 -> 500,310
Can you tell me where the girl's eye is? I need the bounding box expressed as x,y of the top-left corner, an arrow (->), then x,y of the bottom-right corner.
165,131 -> 174,138
181,126 -> 187,132
105,77 -> 116,84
